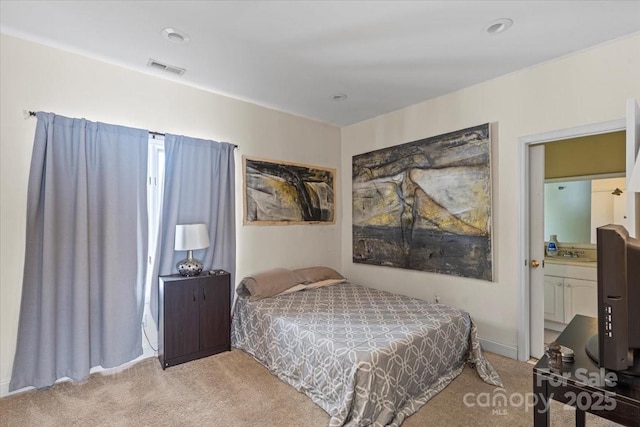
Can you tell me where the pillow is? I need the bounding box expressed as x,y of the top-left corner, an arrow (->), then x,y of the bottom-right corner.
276,278 -> 346,296
274,283 -> 308,297
236,268 -> 306,301
293,266 -> 345,284
304,278 -> 346,290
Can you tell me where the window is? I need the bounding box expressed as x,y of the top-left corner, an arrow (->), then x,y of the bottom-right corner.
144,135 -> 165,324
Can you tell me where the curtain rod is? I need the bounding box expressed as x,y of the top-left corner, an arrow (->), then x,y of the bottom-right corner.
26,111 -> 238,149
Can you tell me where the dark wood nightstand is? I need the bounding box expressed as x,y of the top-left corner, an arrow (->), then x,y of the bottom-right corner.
158,271 -> 231,369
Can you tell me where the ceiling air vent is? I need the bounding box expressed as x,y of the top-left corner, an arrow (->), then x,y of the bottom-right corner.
147,59 -> 186,76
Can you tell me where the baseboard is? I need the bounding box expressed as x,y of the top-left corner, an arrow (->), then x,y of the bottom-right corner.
479,337 -> 518,359
0,344 -> 156,398
0,380 -> 13,398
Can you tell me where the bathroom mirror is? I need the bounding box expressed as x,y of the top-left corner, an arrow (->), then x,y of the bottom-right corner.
544,175 -> 627,244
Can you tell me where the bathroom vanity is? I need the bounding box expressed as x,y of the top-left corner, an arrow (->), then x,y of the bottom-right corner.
543,257 -> 597,331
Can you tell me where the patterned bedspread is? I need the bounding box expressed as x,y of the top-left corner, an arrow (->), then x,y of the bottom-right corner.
231,282 -> 502,426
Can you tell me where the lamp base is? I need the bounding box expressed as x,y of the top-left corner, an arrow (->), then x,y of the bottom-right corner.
176,258 -> 204,276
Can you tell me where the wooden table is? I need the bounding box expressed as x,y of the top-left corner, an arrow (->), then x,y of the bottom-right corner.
532,315 -> 640,426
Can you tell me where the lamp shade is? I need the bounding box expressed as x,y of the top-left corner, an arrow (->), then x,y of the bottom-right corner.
174,223 -> 210,251
629,150 -> 640,192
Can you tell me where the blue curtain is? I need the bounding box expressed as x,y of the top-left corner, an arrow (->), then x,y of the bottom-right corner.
10,113 -> 148,391
150,134 -> 235,325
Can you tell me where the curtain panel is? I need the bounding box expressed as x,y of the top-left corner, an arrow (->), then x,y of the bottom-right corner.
150,134 -> 236,325
10,113 -> 148,391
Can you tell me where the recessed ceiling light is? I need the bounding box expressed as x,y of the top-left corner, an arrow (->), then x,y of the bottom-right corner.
331,93 -> 348,101
161,27 -> 190,44
484,18 -> 513,35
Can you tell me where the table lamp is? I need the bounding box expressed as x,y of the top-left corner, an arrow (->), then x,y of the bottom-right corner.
174,223 -> 210,276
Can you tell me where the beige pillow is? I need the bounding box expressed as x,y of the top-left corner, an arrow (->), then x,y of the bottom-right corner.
293,266 -> 345,283
237,268 -> 306,301
274,283 -> 308,297
304,278 -> 346,290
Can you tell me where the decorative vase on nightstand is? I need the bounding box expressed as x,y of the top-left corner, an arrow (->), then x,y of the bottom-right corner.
176,251 -> 204,276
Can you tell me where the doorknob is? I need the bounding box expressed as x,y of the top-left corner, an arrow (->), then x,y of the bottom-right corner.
530,259 -> 540,268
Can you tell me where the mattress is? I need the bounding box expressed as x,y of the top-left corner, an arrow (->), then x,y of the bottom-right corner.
231,282 -> 502,426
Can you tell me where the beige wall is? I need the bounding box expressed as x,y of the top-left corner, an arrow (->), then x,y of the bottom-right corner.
0,34 -> 341,394
341,34 -> 640,355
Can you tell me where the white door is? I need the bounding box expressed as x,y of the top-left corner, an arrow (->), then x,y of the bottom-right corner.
529,144 -> 546,358
627,99 -> 640,237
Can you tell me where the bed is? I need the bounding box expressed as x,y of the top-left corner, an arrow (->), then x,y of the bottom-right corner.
231,274 -> 502,427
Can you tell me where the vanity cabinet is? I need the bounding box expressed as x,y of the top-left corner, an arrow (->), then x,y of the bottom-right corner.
544,276 -> 565,323
543,262 -> 597,326
564,278 -> 597,321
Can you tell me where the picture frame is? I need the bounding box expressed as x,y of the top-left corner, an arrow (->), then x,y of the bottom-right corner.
243,156 -> 336,225
352,123 -> 493,281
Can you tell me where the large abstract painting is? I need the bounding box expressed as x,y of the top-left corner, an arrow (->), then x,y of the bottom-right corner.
244,156 -> 336,225
352,124 -> 493,280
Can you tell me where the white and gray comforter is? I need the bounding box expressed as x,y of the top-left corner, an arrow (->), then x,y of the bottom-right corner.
231,282 -> 502,426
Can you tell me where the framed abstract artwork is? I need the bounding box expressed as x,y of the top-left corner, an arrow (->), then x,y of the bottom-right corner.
243,156 -> 336,225
352,123 -> 494,281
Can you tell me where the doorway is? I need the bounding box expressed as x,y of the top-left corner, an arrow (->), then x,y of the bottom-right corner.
537,138 -> 625,356
517,99 -> 640,362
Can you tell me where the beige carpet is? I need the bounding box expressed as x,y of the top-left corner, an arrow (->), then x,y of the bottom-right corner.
0,349 -> 621,426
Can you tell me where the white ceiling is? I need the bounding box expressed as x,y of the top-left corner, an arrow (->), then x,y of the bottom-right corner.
2,1 -> 639,126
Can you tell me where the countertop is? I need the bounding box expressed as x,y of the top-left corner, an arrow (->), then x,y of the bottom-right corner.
545,257 -> 597,267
